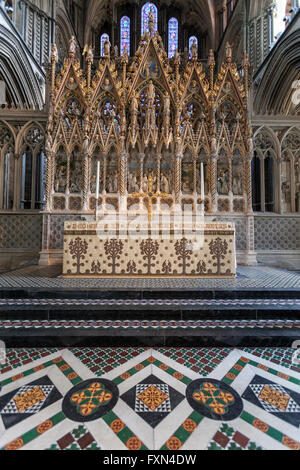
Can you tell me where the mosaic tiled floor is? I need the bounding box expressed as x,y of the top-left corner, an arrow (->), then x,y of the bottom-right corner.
0,347 -> 299,450
0,265 -> 300,289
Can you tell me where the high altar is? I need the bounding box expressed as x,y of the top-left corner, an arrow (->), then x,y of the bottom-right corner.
41,11 -> 255,276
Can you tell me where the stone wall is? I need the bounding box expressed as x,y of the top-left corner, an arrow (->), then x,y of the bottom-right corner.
0,213 -> 43,271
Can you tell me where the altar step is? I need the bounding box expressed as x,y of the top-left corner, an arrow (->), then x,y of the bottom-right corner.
0,298 -> 299,320
0,319 -> 299,338
0,294 -> 299,343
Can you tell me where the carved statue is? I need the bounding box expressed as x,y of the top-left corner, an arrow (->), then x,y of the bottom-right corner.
104,38 -> 111,57
147,80 -> 155,108
87,45 -> 94,62
174,49 -> 180,66
142,174 -> 149,192
51,44 -> 58,63
55,165 -> 67,193
191,39 -> 198,59
130,93 -> 139,129
148,6 -> 155,36
122,45 -> 128,63
218,170 -> 229,195
128,173 -> 139,193
68,36 -> 77,57
164,94 -> 170,117
114,45 -> 119,57
160,174 -> 170,194
83,137 -> 89,154
45,134 -> 52,153
225,42 -> 232,60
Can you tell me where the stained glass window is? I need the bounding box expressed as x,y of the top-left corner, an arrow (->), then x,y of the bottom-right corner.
189,36 -> 198,58
141,2 -> 158,36
168,18 -> 178,58
120,16 -> 130,56
100,33 -> 109,56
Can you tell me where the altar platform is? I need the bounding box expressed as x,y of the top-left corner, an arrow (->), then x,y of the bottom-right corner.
0,265 -> 299,347
62,221 -> 236,278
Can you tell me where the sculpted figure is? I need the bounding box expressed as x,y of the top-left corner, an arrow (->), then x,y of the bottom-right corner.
147,80 -> 155,107
104,38 -> 111,57
87,45 -> 94,62
191,39 -> 198,59
160,174 -> 170,194
122,45 -> 128,63
69,36 -> 77,56
174,49 -> 180,66
45,134 -> 52,153
51,43 -> 58,63
148,6 -> 155,36
130,94 -> 139,129
142,174 -> 149,192
225,42 -> 232,60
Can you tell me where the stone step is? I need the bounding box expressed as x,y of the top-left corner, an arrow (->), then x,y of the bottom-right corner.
0,319 -> 299,338
0,288 -> 299,301
0,298 -> 299,310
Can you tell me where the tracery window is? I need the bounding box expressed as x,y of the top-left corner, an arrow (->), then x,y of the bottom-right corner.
168,17 -> 178,58
20,125 -> 45,210
120,16 -> 130,56
0,123 -> 14,210
189,36 -> 198,58
100,33 -> 110,56
141,3 -> 158,36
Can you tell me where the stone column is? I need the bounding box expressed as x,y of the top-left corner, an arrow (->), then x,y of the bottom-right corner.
290,156 -> 296,213
139,153 -> 145,192
45,151 -> 54,212
82,153 -> 90,211
102,157 -> 107,195
245,156 -> 253,214
13,154 -> 20,211
193,158 -> 197,194
209,155 -> 217,213
174,152 -> 182,204
119,152 -> 127,196
228,156 -> 233,212
119,152 -> 128,214
156,153 -> 161,193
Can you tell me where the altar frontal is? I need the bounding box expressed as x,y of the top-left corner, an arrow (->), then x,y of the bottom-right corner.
63,221 -> 236,278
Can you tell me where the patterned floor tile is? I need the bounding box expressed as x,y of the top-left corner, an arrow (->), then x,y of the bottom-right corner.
121,374 -> 185,428
0,376 -> 62,430
0,347 -> 299,451
242,348 -> 300,374
207,423 -> 263,450
0,348 -> 61,374
242,375 -> 300,427
0,265 -> 300,289
46,424 -> 101,450
157,348 -> 232,375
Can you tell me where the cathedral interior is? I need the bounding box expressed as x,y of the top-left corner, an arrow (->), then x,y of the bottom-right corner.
0,0 -> 300,453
